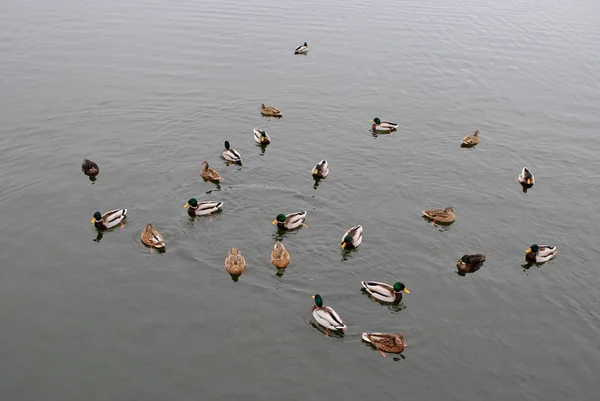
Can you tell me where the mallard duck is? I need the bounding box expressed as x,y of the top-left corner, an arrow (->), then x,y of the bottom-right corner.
311,294 -> 346,335
200,161 -> 222,182
518,167 -> 535,187
461,130 -> 480,147
253,128 -> 271,145
272,211 -> 307,230
362,333 -> 406,357
525,244 -> 558,264
140,223 -> 165,251
456,254 -> 486,273
184,198 -> 223,217
422,206 -> 456,224
312,160 -> 329,179
341,225 -> 363,249
221,141 -> 242,164
91,208 -> 127,230
271,241 -> 290,268
82,159 -> 99,177
370,117 -> 398,133
224,248 -> 247,277
261,104 -> 282,117
361,281 -> 409,304
294,42 -> 308,54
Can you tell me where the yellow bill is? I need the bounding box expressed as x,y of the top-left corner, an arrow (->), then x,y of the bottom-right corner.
369,119 -> 375,123
313,169 -> 318,175
311,295 -> 316,299
184,203 -> 190,208
403,288 -> 410,294
272,220 -> 277,224
526,248 -> 532,253
90,218 -> 96,224
526,179 -> 532,185
341,242 -> 347,249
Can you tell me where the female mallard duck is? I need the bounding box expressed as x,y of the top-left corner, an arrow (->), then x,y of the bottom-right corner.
518,167 -> 535,187
294,42 -> 308,54
91,208 -> 127,230
272,211 -> 307,230
461,130 -> 480,147
271,241 -> 290,268
311,294 -> 346,335
312,160 -> 329,179
82,159 -> 99,177
456,254 -> 486,274
361,281 -> 409,304
253,128 -> 271,145
261,104 -> 282,117
200,161 -> 222,182
140,223 -> 165,251
370,117 -> 398,133
341,225 -> 363,249
221,141 -> 242,164
184,198 -> 223,217
422,206 -> 456,224
525,244 -> 558,264
362,333 -> 406,357
225,248 -> 247,277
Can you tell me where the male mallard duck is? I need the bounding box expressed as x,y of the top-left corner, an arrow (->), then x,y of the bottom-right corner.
271,241 -> 291,268
311,294 -> 346,336
294,42 -> 308,54
361,281 -> 409,304
200,161 -> 222,182
525,244 -> 558,264
253,128 -> 271,145
422,206 -> 456,224
272,211 -> 307,230
224,248 -> 247,277
312,160 -> 329,179
456,254 -> 486,273
140,223 -> 165,251
221,141 -> 242,164
370,117 -> 398,133
518,167 -> 535,187
461,130 -> 480,147
341,225 -> 363,249
261,104 -> 282,117
362,333 -> 406,357
91,208 -> 127,230
184,198 -> 223,217
82,159 -> 99,177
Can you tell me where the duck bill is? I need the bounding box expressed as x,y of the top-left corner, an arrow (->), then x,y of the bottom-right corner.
341,242 -> 347,249
403,288 -> 410,294
90,218 -> 96,224
525,248 -> 532,254
272,220 -> 278,224
526,179 -> 532,185
369,120 -> 375,123
184,203 -> 190,208
311,295 -> 316,299
313,169 -> 318,175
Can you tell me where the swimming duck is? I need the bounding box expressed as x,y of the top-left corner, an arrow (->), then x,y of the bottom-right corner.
311,294 -> 346,335
82,159 -> 99,177
362,333 -> 406,357
224,248 -> 247,277
361,281 -> 409,304
200,161 -> 222,182
518,167 -> 535,187
91,208 -> 127,230
184,198 -> 223,217
294,42 -> 309,54
341,225 -> 363,249
456,254 -> 486,274
461,130 -> 480,147
525,244 -> 558,264
312,160 -> 329,179
272,211 -> 307,230
221,141 -> 242,164
422,206 -> 456,224
370,117 -> 398,133
261,104 -> 282,117
253,128 -> 271,145
140,223 -> 165,251
270,241 -> 291,268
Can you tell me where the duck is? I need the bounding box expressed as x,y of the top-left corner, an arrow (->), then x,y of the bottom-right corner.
311,294 -> 346,336
200,161 -> 222,182
518,167 -> 535,187
221,141 -> 242,164
312,160 -> 329,179
91,208 -> 127,230
341,225 -> 363,249
270,241 -> 291,268
456,254 -> 486,274
81,159 -> 99,177
184,198 -> 223,217
272,211 -> 307,230
422,206 -> 456,224
362,333 -> 406,357
261,104 -> 282,117
294,42 -> 309,54
525,244 -> 558,264
461,130 -> 480,147
140,223 -> 165,251
253,128 -> 271,145
224,248 -> 247,277
370,117 -> 398,133
361,281 -> 409,304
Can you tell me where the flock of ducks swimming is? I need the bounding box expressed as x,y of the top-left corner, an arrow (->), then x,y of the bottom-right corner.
80,41 -> 558,358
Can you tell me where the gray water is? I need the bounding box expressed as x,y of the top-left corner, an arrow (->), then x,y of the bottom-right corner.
2,0 -> 600,399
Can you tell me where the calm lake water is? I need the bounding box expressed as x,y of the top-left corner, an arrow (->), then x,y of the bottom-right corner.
1,0 -> 600,399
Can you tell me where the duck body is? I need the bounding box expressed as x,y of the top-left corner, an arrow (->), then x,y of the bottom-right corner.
261,104 -> 282,117
457,254 -> 486,273
184,199 -> 223,216
221,141 -> 242,163
341,225 -> 363,249
361,281 -> 409,304
461,130 -> 480,147
82,159 -> 99,176
225,248 -> 247,276
525,244 -> 558,264
311,294 -> 346,333
200,161 -> 221,182
362,333 -> 406,356
518,167 -> 535,187
294,42 -> 308,54
91,208 -> 127,230
273,211 -> 307,230
312,160 -> 329,179
141,223 -> 165,249
422,206 -> 456,224
271,241 -> 291,268
253,128 -> 271,145
370,117 -> 398,133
